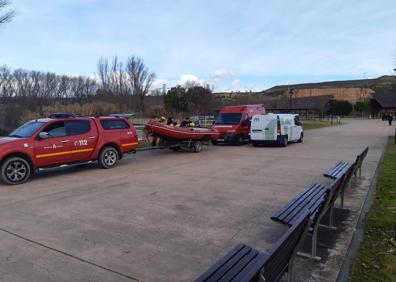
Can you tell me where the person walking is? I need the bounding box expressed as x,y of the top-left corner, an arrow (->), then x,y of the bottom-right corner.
388,114 -> 393,126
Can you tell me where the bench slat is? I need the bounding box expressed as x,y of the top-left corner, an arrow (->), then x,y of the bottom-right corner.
196,212 -> 311,282
283,186 -> 327,225
271,183 -> 322,221
324,161 -> 350,179
218,248 -> 259,282
271,183 -> 327,226
239,212 -> 310,282
195,244 -> 248,282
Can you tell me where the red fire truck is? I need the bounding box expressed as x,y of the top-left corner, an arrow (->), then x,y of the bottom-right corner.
0,113 -> 138,185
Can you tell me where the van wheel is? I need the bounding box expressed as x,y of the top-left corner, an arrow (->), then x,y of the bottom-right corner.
0,157 -> 31,185
281,136 -> 288,147
298,133 -> 304,143
252,142 -> 259,147
98,147 -> 119,169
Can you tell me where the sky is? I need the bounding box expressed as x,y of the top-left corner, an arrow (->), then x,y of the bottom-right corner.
0,0 -> 395,92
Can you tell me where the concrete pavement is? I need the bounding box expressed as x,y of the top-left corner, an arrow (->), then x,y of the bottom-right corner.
0,119 -> 391,281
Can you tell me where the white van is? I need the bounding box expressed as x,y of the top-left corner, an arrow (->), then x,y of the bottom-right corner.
249,113 -> 303,147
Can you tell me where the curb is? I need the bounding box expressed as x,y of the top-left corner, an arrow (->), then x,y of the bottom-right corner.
336,150 -> 385,282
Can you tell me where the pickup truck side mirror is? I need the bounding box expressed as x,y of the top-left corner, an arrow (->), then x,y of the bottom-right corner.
39,132 -> 49,139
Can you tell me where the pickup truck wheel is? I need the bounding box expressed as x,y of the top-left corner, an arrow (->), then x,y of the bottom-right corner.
98,147 -> 119,169
1,157 -> 31,185
237,135 -> 243,145
212,140 -> 218,145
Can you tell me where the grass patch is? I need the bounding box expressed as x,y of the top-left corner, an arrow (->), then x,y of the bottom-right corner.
301,120 -> 337,130
350,136 -> 396,282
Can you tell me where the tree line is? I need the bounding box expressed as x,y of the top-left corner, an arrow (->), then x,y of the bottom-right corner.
0,56 -> 155,111
0,56 -> 158,133
164,84 -> 217,115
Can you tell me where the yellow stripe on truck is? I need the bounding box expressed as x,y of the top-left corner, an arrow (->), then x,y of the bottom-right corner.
121,142 -> 139,147
36,148 -> 94,158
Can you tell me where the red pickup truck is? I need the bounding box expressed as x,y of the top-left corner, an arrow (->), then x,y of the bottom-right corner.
0,113 -> 138,185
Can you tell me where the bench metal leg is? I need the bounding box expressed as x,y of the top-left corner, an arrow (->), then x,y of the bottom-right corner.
287,256 -> 295,282
297,226 -> 321,260
329,205 -> 335,227
319,204 -> 337,230
340,187 -> 344,208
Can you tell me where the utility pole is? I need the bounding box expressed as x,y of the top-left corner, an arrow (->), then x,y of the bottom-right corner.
288,88 -> 294,112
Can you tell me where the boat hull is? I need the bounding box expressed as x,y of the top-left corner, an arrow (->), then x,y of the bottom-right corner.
145,120 -> 220,141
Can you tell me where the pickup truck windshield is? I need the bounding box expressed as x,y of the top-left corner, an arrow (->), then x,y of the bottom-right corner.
215,113 -> 242,125
8,121 -> 46,138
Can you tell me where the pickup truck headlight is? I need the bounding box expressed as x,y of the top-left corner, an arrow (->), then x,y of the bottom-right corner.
227,130 -> 236,133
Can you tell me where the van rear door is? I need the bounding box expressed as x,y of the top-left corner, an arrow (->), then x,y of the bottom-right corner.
251,115 -> 277,141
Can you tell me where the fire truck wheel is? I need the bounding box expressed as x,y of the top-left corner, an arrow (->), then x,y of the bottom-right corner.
1,157 -> 31,185
98,146 -> 119,169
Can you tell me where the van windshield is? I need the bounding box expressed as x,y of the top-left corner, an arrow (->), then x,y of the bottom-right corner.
215,113 -> 242,125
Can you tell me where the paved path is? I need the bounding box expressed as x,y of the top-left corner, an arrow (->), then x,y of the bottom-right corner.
0,119 -> 391,281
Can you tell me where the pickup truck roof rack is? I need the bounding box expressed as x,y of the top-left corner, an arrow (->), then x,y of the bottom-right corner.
48,113 -> 77,119
110,114 -> 134,119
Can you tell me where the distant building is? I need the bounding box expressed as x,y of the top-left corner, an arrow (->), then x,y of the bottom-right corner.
262,75 -> 395,104
372,88 -> 396,115
214,76 -> 396,116
264,95 -> 333,115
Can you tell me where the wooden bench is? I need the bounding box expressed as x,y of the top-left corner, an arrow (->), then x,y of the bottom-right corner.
323,161 -> 354,209
353,147 -> 369,177
323,161 -> 352,180
195,211 -> 310,282
271,179 -> 343,260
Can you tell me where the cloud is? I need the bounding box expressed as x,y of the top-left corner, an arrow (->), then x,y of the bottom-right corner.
213,69 -> 237,79
4,0 -> 395,91
152,78 -> 169,89
177,74 -> 207,86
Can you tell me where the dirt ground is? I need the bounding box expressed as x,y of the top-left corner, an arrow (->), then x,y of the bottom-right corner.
0,119 -> 391,282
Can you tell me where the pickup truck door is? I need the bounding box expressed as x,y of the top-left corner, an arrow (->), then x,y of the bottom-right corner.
65,120 -> 97,162
34,121 -> 71,167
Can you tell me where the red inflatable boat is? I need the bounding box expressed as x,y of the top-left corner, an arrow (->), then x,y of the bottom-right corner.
145,119 -> 220,141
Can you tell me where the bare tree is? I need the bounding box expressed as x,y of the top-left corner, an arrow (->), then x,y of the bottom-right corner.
0,0 -> 15,26
97,57 -> 110,92
0,65 -> 14,99
126,56 -> 155,112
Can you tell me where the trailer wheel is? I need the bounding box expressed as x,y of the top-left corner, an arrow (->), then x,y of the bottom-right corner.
98,146 -> 119,169
0,157 -> 31,185
193,142 -> 203,153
